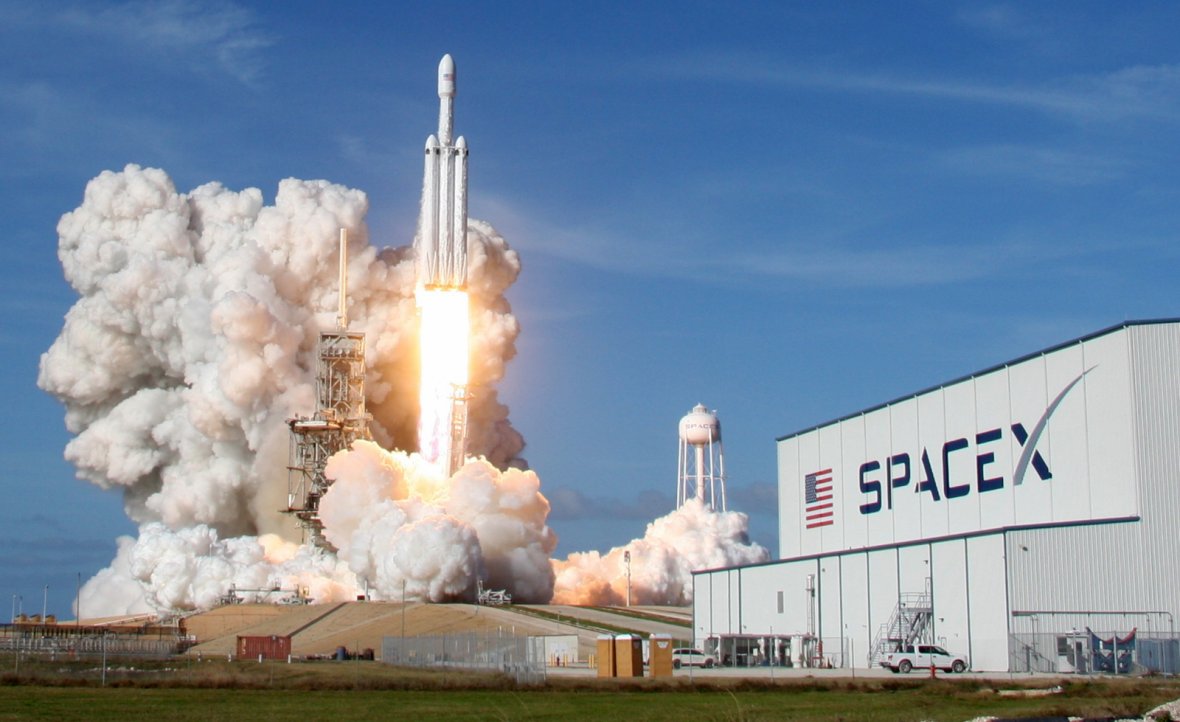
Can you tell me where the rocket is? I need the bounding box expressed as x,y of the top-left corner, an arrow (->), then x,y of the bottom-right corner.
416,54 -> 468,290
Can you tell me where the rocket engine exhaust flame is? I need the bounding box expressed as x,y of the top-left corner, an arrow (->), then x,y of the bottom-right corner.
416,288 -> 470,472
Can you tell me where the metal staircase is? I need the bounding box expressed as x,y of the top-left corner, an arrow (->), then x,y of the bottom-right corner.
870,590 -> 933,666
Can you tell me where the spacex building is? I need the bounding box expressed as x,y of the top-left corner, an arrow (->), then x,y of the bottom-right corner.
692,320 -> 1180,673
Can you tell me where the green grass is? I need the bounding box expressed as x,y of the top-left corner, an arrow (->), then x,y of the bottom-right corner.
0,655 -> 1177,721
0,681 -> 1175,721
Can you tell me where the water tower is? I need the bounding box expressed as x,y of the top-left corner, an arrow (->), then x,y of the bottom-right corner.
677,403 -> 726,511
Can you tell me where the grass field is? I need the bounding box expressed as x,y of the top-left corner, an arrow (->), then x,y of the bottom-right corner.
0,655 -> 1177,721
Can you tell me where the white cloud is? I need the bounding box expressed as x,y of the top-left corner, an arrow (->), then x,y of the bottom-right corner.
51,0 -> 273,85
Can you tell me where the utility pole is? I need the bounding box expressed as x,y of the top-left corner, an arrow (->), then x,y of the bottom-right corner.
624,551 -> 631,607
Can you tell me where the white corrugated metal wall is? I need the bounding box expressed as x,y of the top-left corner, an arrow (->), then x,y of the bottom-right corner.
1005,324 -> 1180,626
692,535 -> 1013,669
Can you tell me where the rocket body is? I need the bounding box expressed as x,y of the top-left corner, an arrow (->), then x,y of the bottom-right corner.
417,54 -> 468,290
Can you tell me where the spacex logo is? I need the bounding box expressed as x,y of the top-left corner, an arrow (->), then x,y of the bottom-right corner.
855,368 -> 1092,516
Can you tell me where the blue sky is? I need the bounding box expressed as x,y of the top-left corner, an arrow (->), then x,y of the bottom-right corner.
3,1 -> 1179,616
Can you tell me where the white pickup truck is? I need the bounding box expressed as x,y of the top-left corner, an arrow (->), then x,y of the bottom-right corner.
880,644 -> 969,674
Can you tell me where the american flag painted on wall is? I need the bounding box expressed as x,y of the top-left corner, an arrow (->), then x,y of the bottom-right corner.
805,468 -> 834,529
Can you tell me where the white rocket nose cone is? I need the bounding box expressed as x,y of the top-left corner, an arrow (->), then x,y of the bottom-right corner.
438,54 -> 456,97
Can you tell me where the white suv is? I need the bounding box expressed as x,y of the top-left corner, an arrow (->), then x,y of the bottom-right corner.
672,647 -> 716,669
880,644 -> 968,674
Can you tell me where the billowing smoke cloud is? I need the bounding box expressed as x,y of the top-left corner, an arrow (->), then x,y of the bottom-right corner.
41,164 -> 765,616
318,441 -> 555,602
83,524 -> 359,612
551,500 -> 768,605
40,165 -> 532,614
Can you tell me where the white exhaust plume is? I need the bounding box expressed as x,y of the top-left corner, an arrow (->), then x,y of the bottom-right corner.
551,500 -> 768,605
43,164 -> 765,615
318,441 -> 556,602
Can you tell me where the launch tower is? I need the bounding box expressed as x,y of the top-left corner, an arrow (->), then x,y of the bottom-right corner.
677,403 -> 727,511
285,230 -> 371,548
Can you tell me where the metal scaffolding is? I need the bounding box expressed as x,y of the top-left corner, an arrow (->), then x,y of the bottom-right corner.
870,589 -> 934,666
285,330 -> 371,549
447,383 -> 469,478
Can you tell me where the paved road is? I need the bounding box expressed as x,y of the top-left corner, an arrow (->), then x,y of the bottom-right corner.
546,663 -> 1085,681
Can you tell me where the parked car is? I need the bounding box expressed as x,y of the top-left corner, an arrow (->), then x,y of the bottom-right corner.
880,644 -> 968,673
672,647 -> 716,668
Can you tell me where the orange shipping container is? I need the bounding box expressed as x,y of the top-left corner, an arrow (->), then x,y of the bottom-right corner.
236,635 -> 292,660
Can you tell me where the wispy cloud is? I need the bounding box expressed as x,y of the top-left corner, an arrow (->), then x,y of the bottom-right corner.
955,4 -> 1044,44
547,484 -> 777,522
0,78 -> 185,171
479,196 -> 1029,290
726,482 -> 778,512
474,195 -> 620,270
938,144 -> 1128,186
50,0 -> 274,85
721,233 -> 1089,288
646,53 -> 1180,124
546,486 -> 675,522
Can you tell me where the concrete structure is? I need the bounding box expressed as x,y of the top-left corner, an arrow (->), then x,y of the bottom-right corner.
693,320 -> 1180,673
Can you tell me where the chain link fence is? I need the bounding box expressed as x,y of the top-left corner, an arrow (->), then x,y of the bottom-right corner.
1010,630 -> 1180,675
0,623 -> 184,659
382,631 -> 546,684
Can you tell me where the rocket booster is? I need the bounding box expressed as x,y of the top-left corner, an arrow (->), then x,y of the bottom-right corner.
417,54 -> 468,290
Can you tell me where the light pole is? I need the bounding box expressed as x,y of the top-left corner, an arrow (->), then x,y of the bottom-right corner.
1030,615 -> 1039,673
42,586 -> 47,620
624,551 -> 631,607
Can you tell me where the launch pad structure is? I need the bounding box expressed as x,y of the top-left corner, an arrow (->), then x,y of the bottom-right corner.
447,384 -> 470,478
285,230 -> 371,549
